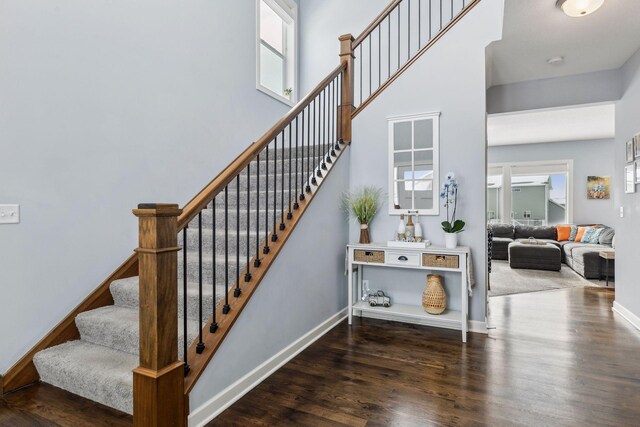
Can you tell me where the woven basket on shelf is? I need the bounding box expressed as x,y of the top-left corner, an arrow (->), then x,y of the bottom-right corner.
422,274 -> 446,315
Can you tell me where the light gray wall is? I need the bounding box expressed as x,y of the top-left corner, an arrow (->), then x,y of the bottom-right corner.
614,47 -> 640,321
190,149 -> 350,414
488,139 -> 617,226
0,0 -> 294,373
348,0 -> 505,323
487,69 -> 624,114
298,0 -> 389,94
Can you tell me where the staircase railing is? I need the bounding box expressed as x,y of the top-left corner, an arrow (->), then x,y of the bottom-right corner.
351,0 -> 481,117
133,54 -> 351,423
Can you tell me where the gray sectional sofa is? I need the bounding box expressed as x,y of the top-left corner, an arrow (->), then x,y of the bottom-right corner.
488,223 -> 615,279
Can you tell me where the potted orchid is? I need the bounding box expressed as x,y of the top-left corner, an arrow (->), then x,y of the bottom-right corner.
440,172 -> 465,249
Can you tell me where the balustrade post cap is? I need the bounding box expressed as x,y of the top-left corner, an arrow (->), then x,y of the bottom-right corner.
133,203 -> 182,217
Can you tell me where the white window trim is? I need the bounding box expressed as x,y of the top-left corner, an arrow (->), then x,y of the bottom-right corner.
256,0 -> 298,107
488,159 -> 574,224
388,112 -> 441,216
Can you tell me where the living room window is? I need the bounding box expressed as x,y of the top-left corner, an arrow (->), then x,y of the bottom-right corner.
488,161 -> 573,226
256,0 -> 297,106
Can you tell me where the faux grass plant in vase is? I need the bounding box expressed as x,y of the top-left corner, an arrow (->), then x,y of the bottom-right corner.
342,186 -> 383,244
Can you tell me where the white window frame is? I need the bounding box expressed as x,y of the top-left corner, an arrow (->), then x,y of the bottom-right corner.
388,112 -> 440,216
488,160 -> 574,225
256,0 -> 297,107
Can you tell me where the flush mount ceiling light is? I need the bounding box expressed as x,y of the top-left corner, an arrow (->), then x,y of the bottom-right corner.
547,56 -> 565,65
556,0 -> 605,17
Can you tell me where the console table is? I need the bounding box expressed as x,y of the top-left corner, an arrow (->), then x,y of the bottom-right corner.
347,243 -> 471,342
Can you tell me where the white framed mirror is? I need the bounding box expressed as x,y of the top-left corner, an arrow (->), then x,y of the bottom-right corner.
388,112 -> 440,216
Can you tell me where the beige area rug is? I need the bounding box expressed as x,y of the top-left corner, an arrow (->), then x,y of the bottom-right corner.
488,260 -> 613,297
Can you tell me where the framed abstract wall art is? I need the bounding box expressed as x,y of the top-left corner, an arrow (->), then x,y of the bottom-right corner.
587,176 -> 611,199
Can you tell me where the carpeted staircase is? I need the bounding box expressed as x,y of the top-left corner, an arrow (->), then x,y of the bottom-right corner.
32,147 -> 322,414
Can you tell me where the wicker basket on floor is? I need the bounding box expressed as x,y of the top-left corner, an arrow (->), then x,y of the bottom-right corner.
422,274 -> 446,315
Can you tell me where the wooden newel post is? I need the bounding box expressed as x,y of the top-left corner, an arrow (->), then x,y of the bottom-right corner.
339,34 -> 355,144
132,204 -> 185,427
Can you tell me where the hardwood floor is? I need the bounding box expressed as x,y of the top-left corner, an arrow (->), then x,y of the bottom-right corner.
0,383 -> 131,426
209,287 -> 640,426
2,287 -> 638,426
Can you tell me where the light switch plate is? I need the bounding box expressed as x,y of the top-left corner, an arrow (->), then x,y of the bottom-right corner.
620,206 -> 624,218
0,204 -> 20,224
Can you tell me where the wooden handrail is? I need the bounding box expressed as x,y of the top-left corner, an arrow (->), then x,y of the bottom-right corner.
353,0 -> 403,47
352,0 -> 482,118
177,62 -> 346,230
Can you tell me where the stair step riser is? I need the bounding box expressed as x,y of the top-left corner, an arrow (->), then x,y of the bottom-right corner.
178,256 -> 250,286
110,278 -> 224,323
187,209 -> 287,233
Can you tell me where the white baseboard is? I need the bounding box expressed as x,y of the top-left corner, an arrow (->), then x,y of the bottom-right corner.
613,301 -> 640,331
188,308 -> 348,427
469,320 -> 488,334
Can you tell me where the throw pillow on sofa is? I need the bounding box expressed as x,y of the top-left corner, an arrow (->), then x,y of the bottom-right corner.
569,225 -> 578,241
556,225 -> 572,241
575,226 -> 591,242
581,227 -> 603,244
599,228 -> 615,246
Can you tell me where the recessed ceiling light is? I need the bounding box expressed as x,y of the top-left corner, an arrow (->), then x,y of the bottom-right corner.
547,56 -> 565,65
556,0 -> 605,17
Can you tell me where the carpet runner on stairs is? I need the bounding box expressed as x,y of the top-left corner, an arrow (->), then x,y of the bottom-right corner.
32,149 -> 325,414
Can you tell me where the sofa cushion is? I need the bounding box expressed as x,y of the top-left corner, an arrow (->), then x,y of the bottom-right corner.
581,228 -> 604,244
514,225 -> 558,240
599,228 -> 615,246
556,225 -> 572,241
489,223 -> 514,238
563,242 -> 603,259
569,225 -> 578,241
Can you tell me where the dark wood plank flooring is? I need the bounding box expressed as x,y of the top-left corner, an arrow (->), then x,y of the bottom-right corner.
209,287 -> 640,426
2,287 -> 638,426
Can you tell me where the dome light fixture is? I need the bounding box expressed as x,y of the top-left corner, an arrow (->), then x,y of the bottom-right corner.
556,0 -> 605,17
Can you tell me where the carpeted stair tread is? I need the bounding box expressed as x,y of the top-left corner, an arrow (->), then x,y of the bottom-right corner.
75,305 -> 200,358
110,276 -> 225,321
33,340 -> 137,414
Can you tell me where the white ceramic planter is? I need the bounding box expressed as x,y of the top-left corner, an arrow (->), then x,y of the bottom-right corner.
444,232 -> 458,249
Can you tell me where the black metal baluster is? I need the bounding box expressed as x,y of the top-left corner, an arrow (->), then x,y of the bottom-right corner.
235,175 -> 241,297
182,227 -> 190,375
419,0 -> 422,47
288,123 -> 294,218
294,116 -> 300,209
359,44 -> 362,106
327,82 -> 334,162
331,79 -> 337,157
388,14 -> 391,79
338,73 -> 344,146
369,35 -> 372,98
280,129 -> 286,230
306,104 -> 313,192
320,89 -> 327,171
440,0 -> 443,30
312,98 -> 318,184
302,107 -> 309,198
255,154 -> 262,266
245,163 -> 252,282
272,138 -> 278,241
312,96 -> 322,179
451,0 -> 453,21
378,25 -> 381,88
429,0 -> 432,39
210,200 -> 218,333
223,186 -> 230,314
398,5 -> 401,70
408,0 -> 411,59
263,148 -> 270,254
196,212 -> 204,354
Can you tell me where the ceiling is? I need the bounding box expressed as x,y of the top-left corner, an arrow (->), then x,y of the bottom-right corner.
489,0 -> 640,87
487,103 -> 615,146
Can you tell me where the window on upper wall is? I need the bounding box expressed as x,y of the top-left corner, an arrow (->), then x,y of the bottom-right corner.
388,112 -> 440,216
257,0 -> 297,106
